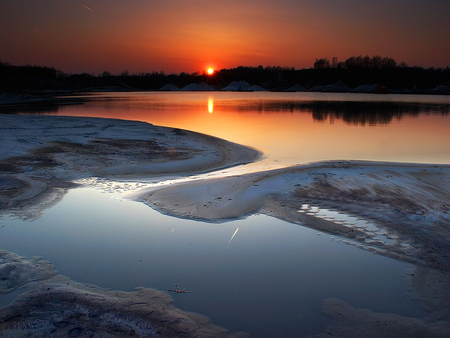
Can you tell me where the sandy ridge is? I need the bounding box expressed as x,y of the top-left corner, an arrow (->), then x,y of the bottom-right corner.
0,114 -> 261,219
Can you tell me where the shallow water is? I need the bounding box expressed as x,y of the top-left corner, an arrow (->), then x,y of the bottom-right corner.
3,92 -> 450,336
0,187 -> 426,337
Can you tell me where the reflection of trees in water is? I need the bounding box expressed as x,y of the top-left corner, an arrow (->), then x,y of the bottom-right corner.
236,101 -> 450,126
3,99 -> 450,127
310,101 -> 449,126
0,104 -> 62,115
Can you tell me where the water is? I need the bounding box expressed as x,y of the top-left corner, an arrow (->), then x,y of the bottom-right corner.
0,188 -> 425,337
51,92 -> 450,166
3,92 -> 450,336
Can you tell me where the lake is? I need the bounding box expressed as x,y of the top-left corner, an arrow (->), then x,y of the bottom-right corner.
56,92 -> 450,166
2,92 -> 450,337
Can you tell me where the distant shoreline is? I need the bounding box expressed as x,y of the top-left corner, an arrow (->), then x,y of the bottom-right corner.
2,58 -> 450,94
0,89 -> 449,110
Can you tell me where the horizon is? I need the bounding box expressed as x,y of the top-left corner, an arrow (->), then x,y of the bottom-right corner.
6,57 -> 448,77
1,1 -> 449,74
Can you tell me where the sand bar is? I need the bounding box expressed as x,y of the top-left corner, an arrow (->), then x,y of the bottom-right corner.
144,161 -> 450,270
0,114 -> 260,219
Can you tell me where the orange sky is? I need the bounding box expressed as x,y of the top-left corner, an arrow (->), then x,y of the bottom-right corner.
1,0 -> 449,74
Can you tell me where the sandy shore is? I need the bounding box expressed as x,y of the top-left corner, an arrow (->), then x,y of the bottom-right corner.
0,114 -> 260,219
1,113 -> 450,336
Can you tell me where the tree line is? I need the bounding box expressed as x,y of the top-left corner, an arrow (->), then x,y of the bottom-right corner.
1,56 -> 449,93
313,55 -> 401,70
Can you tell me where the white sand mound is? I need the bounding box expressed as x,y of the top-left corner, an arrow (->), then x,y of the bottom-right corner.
222,81 -> 252,91
309,81 -> 351,92
287,84 -> 306,92
181,83 -> 198,90
195,82 -> 214,91
159,84 -> 180,91
221,85 -> 238,91
221,81 -> 263,91
433,85 -> 450,94
324,80 -> 351,92
181,82 -> 214,91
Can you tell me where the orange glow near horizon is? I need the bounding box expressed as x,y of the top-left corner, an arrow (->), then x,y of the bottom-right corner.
1,1 -> 449,74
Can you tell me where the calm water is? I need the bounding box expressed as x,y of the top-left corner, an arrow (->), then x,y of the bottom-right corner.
54,92 -> 450,166
2,92 -> 450,337
0,188 -> 425,337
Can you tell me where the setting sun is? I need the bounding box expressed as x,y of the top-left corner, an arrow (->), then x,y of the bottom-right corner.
207,67 -> 214,75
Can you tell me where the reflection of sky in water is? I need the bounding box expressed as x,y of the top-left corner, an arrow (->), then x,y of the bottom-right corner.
0,187 -> 427,337
45,92 -> 450,166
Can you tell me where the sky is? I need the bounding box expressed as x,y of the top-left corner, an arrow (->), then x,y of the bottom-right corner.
1,0 -> 449,74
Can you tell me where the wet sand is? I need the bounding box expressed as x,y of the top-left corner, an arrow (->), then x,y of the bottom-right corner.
1,114 -> 450,336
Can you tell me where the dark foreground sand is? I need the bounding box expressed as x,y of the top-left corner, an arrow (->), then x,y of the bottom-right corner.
0,250 -> 248,338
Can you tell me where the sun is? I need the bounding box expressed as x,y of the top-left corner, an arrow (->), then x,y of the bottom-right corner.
207,67 -> 214,75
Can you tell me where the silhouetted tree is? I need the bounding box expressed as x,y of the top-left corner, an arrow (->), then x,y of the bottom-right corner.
331,57 -> 338,69
314,58 -> 330,69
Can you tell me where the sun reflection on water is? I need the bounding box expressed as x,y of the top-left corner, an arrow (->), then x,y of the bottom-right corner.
208,98 -> 214,114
